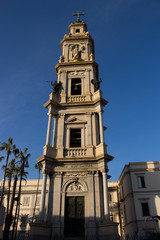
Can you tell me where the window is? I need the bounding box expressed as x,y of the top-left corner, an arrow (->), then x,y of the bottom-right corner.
36,196 -> 41,206
110,214 -> 113,222
23,197 -> 30,206
70,129 -> 81,147
76,29 -> 80,33
71,78 -> 81,95
124,205 -> 127,223
138,176 -> 145,188
141,202 -> 150,216
109,193 -> 113,202
95,113 -> 100,145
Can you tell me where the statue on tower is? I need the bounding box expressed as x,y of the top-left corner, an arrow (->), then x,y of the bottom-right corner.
91,78 -> 102,91
47,80 -> 62,94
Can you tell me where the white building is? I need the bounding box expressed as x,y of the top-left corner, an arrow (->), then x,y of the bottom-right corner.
118,161 -> 160,240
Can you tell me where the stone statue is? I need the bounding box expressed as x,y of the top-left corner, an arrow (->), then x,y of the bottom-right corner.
72,45 -> 80,59
91,78 -> 102,91
50,81 -> 62,94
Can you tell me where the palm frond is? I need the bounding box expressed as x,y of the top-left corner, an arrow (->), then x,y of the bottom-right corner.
0,146 -> 5,151
0,156 -> 4,162
8,138 -> 13,145
24,148 -> 28,154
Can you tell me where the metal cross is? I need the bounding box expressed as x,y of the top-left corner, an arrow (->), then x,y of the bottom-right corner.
72,11 -> 85,22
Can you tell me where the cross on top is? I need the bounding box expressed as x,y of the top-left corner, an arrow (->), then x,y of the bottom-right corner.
72,11 -> 85,22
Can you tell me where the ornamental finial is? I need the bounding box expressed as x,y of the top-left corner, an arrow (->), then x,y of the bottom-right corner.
72,11 -> 85,22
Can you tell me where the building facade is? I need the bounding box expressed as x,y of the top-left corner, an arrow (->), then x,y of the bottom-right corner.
118,161 -> 160,240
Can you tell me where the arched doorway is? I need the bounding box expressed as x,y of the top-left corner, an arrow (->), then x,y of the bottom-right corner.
63,179 -> 87,238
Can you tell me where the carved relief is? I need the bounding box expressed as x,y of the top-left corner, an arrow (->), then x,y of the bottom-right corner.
66,181 -> 84,192
70,44 -> 86,61
64,172 -> 88,177
68,71 -> 86,77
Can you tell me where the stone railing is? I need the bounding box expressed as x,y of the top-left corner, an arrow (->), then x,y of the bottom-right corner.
64,148 -> 87,157
67,95 -> 86,103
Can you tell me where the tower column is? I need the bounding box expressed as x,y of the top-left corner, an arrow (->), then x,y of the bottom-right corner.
102,171 -> 110,220
57,114 -> 65,156
88,171 -> 95,220
39,173 -> 47,221
47,173 -> 54,222
46,112 -> 52,146
86,112 -> 92,146
99,111 -> 104,143
58,114 -> 65,146
52,115 -> 57,148
61,71 -> 67,102
85,69 -> 90,92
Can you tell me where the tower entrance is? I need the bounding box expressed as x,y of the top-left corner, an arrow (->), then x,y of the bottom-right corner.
64,196 -> 84,237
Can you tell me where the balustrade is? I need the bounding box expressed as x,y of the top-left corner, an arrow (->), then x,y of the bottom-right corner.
64,148 -> 87,157
67,95 -> 86,102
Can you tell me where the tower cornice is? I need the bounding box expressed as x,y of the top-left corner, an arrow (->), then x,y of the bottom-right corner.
55,60 -> 98,74
60,33 -> 94,47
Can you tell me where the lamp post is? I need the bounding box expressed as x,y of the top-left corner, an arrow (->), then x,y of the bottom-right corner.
11,157 -> 29,240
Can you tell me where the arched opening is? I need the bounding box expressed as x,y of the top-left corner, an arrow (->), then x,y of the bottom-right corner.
63,180 -> 87,238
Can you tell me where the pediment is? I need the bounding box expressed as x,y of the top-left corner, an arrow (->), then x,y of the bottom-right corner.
65,117 -> 87,124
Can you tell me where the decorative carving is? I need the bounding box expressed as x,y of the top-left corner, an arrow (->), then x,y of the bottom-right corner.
66,181 -> 84,192
89,53 -> 94,61
59,55 -> 64,63
68,71 -> 85,76
64,172 -> 88,177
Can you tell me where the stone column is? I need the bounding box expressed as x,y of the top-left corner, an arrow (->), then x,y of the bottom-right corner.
88,171 -> 95,220
57,114 -> 65,156
39,173 -> 47,221
46,112 -> 52,146
47,173 -> 54,222
102,171 -> 110,220
85,69 -> 90,93
99,111 -> 104,143
52,115 -> 57,148
66,127 -> 70,148
81,126 -> 85,147
58,114 -> 65,147
86,112 -> 92,146
92,113 -> 96,146
61,71 -> 67,103
66,44 -> 69,62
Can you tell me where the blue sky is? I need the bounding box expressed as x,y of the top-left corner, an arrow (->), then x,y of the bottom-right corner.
0,0 -> 160,181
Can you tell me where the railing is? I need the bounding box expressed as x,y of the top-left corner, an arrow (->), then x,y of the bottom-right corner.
67,95 -> 86,102
64,148 -> 87,157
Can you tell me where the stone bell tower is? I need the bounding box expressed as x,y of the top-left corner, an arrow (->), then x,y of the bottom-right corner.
30,13 -> 119,240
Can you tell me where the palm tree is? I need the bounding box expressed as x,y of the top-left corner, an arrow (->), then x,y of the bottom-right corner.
4,159 -> 16,216
11,148 -> 30,240
3,148 -> 30,240
0,138 -> 16,207
32,162 -> 42,222
3,163 -> 20,240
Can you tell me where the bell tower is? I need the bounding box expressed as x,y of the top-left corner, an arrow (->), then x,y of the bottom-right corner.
30,13 -> 119,240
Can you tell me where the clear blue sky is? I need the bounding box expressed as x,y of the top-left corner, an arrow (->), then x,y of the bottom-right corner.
0,0 -> 160,181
